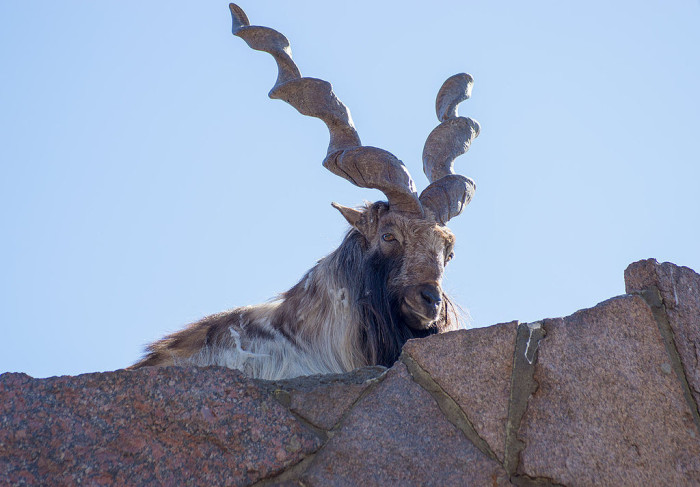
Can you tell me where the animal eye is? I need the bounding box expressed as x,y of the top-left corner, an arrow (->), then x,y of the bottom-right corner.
446,252 -> 455,262
382,233 -> 396,242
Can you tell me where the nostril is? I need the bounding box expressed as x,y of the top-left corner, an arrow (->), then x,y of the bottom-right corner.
420,286 -> 442,307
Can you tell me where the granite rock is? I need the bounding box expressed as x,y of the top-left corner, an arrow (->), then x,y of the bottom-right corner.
2,259 -> 700,486
0,366 -> 321,486
625,259 -> 700,410
402,323 -> 517,462
517,294 -> 700,486
259,366 -> 386,431
300,362 -> 512,487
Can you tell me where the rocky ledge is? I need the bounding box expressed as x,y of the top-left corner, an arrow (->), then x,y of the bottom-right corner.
2,259 -> 699,486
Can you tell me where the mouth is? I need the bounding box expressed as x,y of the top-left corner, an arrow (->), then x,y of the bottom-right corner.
400,300 -> 440,330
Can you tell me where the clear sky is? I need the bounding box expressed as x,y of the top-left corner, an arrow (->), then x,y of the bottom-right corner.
2,1 -> 698,378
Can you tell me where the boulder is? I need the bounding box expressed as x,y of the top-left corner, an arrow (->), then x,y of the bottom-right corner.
1,259 -> 699,486
0,367 -> 321,486
625,259 -> 700,411
402,322 -> 517,462
300,363 -> 512,486
517,295 -> 700,486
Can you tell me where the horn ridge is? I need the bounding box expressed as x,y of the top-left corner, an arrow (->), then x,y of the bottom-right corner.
231,3 -> 362,155
419,175 -> 475,225
232,25 -> 302,93
422,117 -> 480,182
323,147 -> 422,215
229,3 -> 249,31
419,73 -> 480,224
269,77 -> 361,155
436,73 -> 474,122
230,3 -> 422,215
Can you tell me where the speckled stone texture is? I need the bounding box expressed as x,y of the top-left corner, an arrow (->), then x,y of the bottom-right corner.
300,362 -> 512,487
402,323 -> 517,462
260,367 -> 386,430
517,294 -> 700,486
0,367 -> 321,486
3,259 -> 700,486
625,259 -> 700,409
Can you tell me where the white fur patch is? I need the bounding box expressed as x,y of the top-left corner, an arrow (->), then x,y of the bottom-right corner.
229,327 -> 270,358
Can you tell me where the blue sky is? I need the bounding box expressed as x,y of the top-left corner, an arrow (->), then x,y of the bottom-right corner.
2,1 -> 698,378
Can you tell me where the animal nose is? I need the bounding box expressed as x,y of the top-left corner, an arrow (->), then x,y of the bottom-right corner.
419,284 -> 442,308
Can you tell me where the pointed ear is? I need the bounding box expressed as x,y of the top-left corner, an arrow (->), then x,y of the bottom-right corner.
332,202 -> 382,239
331,202 -> 364,228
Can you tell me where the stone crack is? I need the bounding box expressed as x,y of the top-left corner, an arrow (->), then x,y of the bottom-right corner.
248,454 -> 315,487
399,351 -> 499,463
510,473 -> 567,487
633,287 -> 700,435
504,321 -> 546,478
327,369 -> 389,433
249,368 -> 389,485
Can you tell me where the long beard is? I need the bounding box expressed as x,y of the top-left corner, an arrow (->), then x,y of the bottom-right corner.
358,251 -> 439,367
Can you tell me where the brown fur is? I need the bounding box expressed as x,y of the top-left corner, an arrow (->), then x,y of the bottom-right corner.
131,6 -> 476,379
131,202 -> 461,379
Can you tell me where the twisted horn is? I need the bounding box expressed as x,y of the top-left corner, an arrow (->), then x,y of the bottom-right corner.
419,73 -> 480,224
230,4 -> 422,214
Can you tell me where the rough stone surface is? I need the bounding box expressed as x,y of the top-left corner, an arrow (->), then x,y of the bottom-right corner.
260,367 -> 386,430
2,259 -> 700,486
300,362 -> 512,487
518,294 -> 700,486
402,323 -> 517,461
0,367 -> 321,486
625,259 -> 700,410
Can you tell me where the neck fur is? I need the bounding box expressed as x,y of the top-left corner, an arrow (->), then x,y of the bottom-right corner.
273,229 -> 453,370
